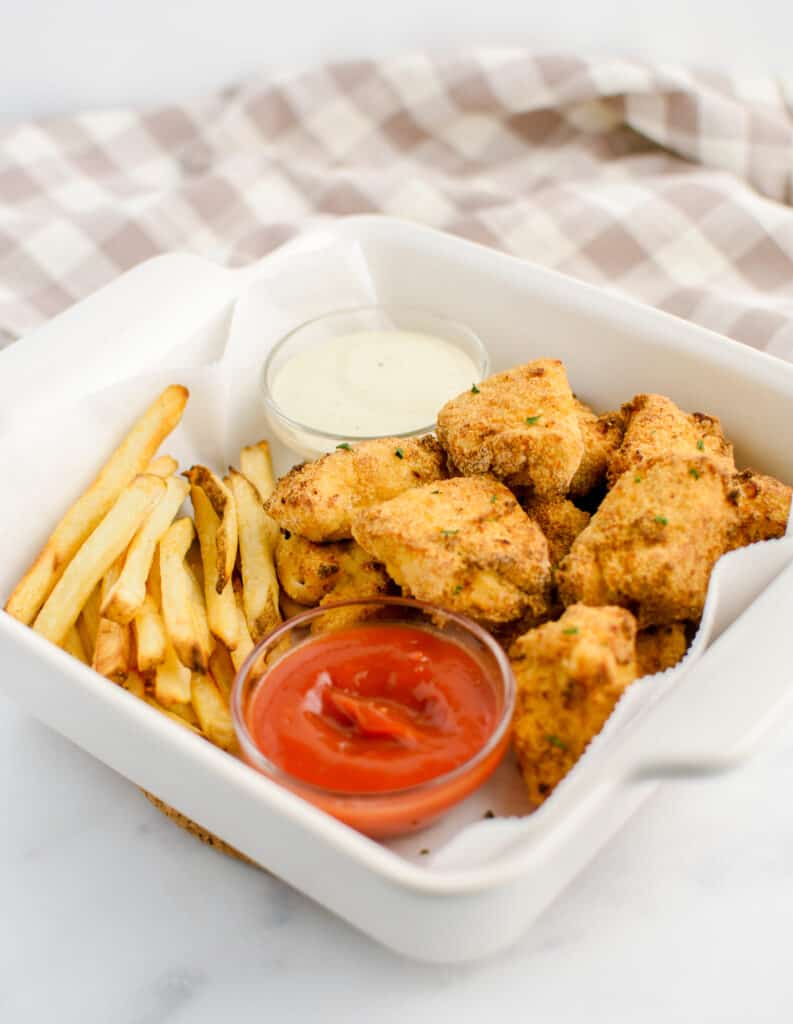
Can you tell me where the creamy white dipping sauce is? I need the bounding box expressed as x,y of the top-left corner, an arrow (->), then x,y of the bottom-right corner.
271,329 -> 482,437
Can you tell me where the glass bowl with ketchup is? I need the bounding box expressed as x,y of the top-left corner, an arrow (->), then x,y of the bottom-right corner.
231,597 -> 515,839
260,305 -> 489,460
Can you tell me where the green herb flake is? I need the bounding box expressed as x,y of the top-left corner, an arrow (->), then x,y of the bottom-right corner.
654,514 -> 669,526
491,495 -> 498,503
453,585 -> 463,594
696,438 -> 705,451
689,467 -> 701,480
634,475 -> 643,484
431,489 -> 441,495
471,383 -> 481,394
525,414 -> 542,425
441,529 -> 459,537
336,442 -> 351,451
562,627 -> 579,635
394,447 -> 404,459
547,734 -> 568,751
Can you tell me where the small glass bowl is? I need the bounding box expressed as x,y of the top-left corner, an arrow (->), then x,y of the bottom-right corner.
231,597 -> 514,839
260,305 -> 489,460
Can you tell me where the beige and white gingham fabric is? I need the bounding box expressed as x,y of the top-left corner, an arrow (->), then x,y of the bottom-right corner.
2,52 -> 793,356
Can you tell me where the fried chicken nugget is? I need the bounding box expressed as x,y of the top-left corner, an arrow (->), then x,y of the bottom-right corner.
569,400 -> 625,499
607,393 -> 734,487
636,623 -> 689,677
436,359 -> 584,496
275,532 -> 391,606
510,604 -> 638,805
557,455 -> 736,627
522,496 -> 590,567
727,468 -> 792,549
352,476 -> 552,627
264,436 -> 446,542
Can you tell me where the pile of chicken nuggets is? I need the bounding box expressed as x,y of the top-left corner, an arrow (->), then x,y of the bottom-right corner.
264,359 -> 792,806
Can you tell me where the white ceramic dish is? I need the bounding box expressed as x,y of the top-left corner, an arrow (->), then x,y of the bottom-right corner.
3,217 -> 793,964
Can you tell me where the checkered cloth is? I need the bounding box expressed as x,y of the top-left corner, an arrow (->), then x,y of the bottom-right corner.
2,52 -> 793,356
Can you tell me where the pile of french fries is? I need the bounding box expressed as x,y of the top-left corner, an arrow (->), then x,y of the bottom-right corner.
4,385 -> 282,753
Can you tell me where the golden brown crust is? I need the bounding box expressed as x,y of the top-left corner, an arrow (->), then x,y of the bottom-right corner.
636,623 -> 689,677
569,400 -> 625,498
607,394 -> 734,487
510,604 -> 638,806
275,532 -> 391,606
436,360 -> 584,496
141,791 -> 255,864
351,476 -> 552,627
557,455 -> 737,627
522,496 -> 591,567
727,468 -> 791,549
264,435 -> 446,542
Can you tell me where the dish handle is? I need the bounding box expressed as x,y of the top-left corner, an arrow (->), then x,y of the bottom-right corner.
618,558 -> 793,780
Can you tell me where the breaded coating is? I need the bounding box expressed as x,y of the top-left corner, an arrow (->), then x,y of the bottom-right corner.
636,623 -> 689,677
727,468 -> 791,549
436,359 -> 584,496
569,400 -> 625,498
275,532 -> 391,606
522,496 -> 590,567
510,604 -> 638,805
351,476 -> 552,627
607,393 -> 734,487
264,435 -> 446,542
557,455 -> 737,627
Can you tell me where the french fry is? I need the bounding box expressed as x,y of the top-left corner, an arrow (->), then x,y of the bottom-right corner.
190,485 -> 239,650
183,466 -> 237,593
145,695 -> 203,735
148,552 -> 162,606
32,474 -> 165,645
5,385 -> 188,625
162,699 -> 200,727
159,517 -> 212,673
185,539 -> 205,592
142,684 -> 203,733
101,476 -> 189,625
93,557 -> 132,682
208,642 -> 236,702
230,582 -> 255,672
76,582 -> 102,662
240,440 -> 276,502
154,633 -> 193,706
145,454 -> 179,477
228,468 -> 281,642
125,666 -> 189,728
128,660 -> 202,735
125,670 -> 146,698
93,617 -> 131,682
133,591 -> 167,672
61,624 -> 88,665
185,561 -> 213,656
191,673 -> 234,749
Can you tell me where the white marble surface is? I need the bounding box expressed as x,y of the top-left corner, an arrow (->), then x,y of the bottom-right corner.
3,687 -> 793,1023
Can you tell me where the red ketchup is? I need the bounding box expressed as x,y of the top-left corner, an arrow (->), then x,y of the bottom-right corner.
243,624 -> 507,837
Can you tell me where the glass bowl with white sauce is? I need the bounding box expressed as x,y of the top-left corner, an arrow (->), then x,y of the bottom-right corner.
260,306 -> 489,459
